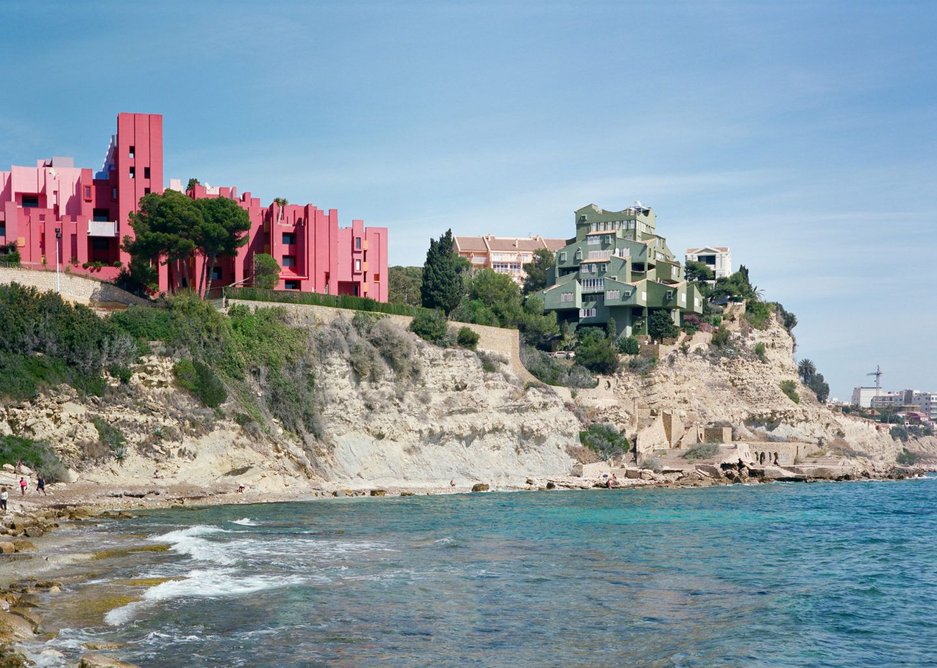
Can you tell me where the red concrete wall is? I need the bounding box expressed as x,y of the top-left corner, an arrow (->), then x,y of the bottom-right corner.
0,113 -> 387,300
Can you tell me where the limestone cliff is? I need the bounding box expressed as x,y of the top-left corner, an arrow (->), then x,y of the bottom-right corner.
569,306 -> 937,466
0,306 -> 930,494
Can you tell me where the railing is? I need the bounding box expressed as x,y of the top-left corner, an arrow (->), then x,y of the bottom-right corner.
88,220 -> 117,237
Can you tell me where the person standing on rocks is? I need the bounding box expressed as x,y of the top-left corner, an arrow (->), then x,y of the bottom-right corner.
19,477 -> 27,496
36,474 -> 46,496
0,487 -> 7,512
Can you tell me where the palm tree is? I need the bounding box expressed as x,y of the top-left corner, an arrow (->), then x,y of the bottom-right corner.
798,359 -> 816,383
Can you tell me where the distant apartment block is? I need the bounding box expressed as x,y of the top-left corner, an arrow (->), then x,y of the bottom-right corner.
455,235 -> 567,285
540,203 -> 703,338
870,389 -> 937,420
0,113 -> 388,300
851,386 -> 887,408
685,246 -> 732,279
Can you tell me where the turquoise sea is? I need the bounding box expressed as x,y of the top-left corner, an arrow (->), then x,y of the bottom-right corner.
27,477 -> 937,667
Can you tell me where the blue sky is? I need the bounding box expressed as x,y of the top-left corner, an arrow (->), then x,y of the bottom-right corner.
2,1 -> 936,400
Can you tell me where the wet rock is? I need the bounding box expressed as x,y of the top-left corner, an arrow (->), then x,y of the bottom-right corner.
399,492 -> 415,497
8,608 -> 41,631
11,540 -> 35,553
23,525 -> 44,538
471,483 -> 490,492
78,653 -> 140,668
369,489 -> 386,497
0,610 -> 35,639
545,481 -> 556,490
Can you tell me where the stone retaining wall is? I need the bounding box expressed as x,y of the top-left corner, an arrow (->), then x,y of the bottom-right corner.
226,299 -> 536,383
0,266 -> 147,307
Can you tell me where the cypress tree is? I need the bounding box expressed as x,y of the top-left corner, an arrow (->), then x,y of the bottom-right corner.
421,229 -> 464,314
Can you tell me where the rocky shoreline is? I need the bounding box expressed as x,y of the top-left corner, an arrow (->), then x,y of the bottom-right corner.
1,464 -> 932,667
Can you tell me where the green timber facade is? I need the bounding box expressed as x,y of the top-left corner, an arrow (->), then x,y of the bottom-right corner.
540,203 -> 703,338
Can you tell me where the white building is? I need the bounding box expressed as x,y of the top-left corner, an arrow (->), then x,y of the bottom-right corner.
868,389 -> 937,420
685,246 -> 732,279
851,386 -> 887,408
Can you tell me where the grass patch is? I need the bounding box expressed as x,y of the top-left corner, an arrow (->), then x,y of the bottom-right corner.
173,358 -> 228,408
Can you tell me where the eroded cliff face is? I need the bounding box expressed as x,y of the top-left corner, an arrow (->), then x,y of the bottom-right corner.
571,310 -> 937,464
1,310 -> 931,492
0,321 -> 580,491
313,341 -> 578,486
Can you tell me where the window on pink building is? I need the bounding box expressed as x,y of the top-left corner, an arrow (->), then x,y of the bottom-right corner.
282,233 -> 296,245
355,259 -> 361,272
129,167 -> 135,179
83,186 -> 92,200
355,237 -> 362,250
374,273 -> 380,282
21,195 -> 39,208
284,280 -> 300,290
129,145 -> 135,159
144,167 -> 151,179
282,255 -> 296,268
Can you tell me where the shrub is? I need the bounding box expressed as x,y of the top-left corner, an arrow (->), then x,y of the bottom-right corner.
780,380 -> 800,404
173,358 -> 228,408
409,310 -> 450,346
0,351 -> 70,401
0,434 -> 67,481
92,416 -> 127,461
0,242 -> 20,265
711,325 -> 730,348
754,342 -> 767,363
348,340 -> 384,382
648,309 -> 679,341
642,456 -> 663,473
682,443 -> 719,460
618,336 -> 640,355
579,423 -> 629,460
745,299 -> 772,330
627,356 -> 657,375
478,352 -> 500,373
520,344 -> 596,388
456,326 -> 480,350
896,448 -> 922,465
0,283 -> 136,379
575,328 -> 619,374
366,319 -> 418,379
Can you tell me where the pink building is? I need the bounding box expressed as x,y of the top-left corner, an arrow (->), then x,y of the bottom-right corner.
0,113 -> 388,301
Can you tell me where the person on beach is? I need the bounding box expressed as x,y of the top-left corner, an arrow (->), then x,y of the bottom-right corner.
0,487 -> 7,512
19,477 -> 27,495
36,474 -> 46,495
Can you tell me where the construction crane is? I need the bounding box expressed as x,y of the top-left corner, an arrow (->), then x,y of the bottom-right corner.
867,365 -> 883,389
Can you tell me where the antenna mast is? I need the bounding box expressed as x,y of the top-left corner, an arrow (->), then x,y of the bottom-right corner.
867,365 -> 883,389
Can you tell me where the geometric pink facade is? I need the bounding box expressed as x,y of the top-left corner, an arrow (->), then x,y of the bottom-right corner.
0,112 -> 388,301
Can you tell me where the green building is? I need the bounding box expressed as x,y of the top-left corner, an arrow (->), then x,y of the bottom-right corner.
540,203 -> 703,338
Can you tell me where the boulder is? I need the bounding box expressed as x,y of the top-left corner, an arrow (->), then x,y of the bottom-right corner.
0,543 -> 14,555
695,464 -> 723,478
78,653 -> 140,668
11,540 -> 35,553
0,464 -> 13,473
8,608 -> 41,630
471,483 -> 490,492
369,489 -> 386,497
23,525 -> 44,539
545,481 -> 556,490
0,610 -> 35,639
